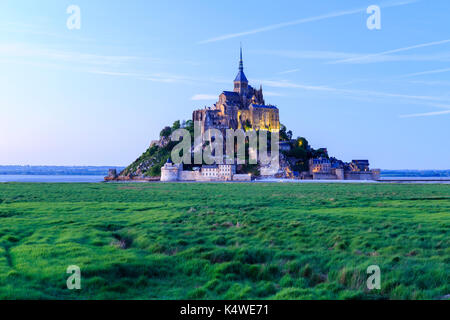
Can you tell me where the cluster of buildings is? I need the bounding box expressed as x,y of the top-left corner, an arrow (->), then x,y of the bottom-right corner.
161,159 -> 251,182
309,157 -> 380,181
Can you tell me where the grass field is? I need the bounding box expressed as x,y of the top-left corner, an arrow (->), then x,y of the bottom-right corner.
0,182 -> 448,300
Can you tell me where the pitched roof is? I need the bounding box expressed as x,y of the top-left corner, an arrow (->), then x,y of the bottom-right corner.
234,70 -> 248,83
222,91 -> 239,97
313,157 -> 330,164
250,104 -> 278,109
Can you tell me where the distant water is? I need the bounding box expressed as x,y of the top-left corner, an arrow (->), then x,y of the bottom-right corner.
0,175 -> 105,183
379,177 -> 450,181
257,177 -> 450,184
1,175 -> 449,184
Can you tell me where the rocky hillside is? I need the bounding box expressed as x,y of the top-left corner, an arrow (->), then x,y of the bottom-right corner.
114,120 -> 328,180
117,120 -> 191,179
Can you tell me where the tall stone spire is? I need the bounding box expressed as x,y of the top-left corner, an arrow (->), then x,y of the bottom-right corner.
239,44 -> 244,72
234,44 -> 248,94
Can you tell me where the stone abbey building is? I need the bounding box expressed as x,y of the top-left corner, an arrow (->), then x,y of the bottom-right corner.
193,48 -> 280,136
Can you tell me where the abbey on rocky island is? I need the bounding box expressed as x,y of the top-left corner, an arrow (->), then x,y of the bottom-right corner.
107,48 -> 380,182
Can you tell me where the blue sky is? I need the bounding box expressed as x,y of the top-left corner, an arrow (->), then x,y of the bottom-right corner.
0,0 -> 449,169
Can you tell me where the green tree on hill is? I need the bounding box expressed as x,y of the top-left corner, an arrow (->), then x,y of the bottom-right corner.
279,124 -> 292,141
172,120 -> 181,130
296,137 -> 308,149
160,126 -> 172,138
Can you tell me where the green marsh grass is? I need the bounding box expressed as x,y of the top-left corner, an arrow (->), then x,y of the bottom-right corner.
0,182 -> 448,299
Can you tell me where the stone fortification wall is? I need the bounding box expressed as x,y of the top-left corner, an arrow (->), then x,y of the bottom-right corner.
313,173 -> 338,180
344,172 -> 376,180
232,174 -> 252,181
179,171 -> 200,181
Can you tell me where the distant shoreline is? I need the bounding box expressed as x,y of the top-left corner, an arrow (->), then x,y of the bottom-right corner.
0,166 -> 449,177
1,167 -> 450,184
0,175 -> 106,183
0,166 -> 125,176
1,174 -> 450,184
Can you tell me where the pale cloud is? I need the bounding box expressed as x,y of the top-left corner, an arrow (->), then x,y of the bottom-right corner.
0,43 -> 137,66
350,89 -> 450,103
198,1 -> 418,44
191,94 -> 218,101
89,70 -> 199,84
277,68 -> 301,75
330,39 -> 450,64
256,49 -> 450,64
87,70 -> 142,77
409,80 -> 450,86
0,43 -> 201,85
401,67 -> 450,77
254,50 -> 358,60
0,43 -> 197,73
259,79 -> 450,104
362,52 -> 450,63
400,110 -> 450,118
263,91 -> 284,97
0,22 -> 95,42
259,79 -> 332,92
260,78 -> 450,118
258,77 -> 450,121
424,103 -> 450,110
141,73 -> 199,84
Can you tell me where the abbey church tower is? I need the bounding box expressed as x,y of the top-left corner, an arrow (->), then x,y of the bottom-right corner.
233,46 -> 249,95
192,48 -> 280,136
